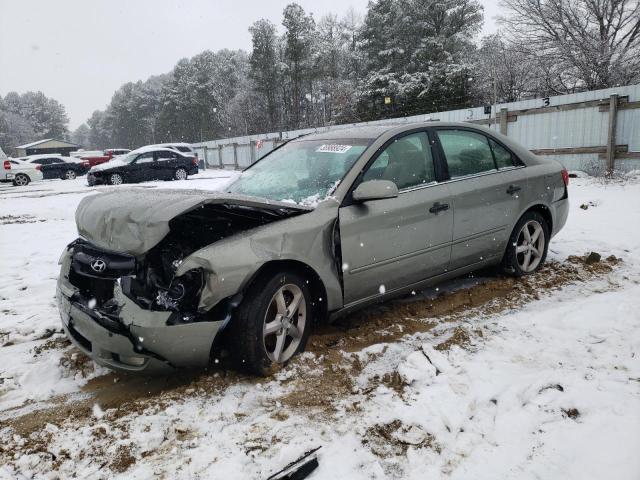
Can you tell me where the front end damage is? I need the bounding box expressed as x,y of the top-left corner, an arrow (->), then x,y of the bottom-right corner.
57,191 -> 310,372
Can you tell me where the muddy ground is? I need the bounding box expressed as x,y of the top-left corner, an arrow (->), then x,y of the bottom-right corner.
0,253 -> 620,468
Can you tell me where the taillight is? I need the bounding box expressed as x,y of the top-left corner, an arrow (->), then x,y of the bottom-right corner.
561,168 -> 569,186
3,160 -> 10,170
192,158 -> 198,166
35,165 -> 42,171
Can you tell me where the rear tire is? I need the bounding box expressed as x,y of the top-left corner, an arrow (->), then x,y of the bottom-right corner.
501,211 -> 549,276
109,173 -> 124,185
228,270 -> 312,376
174,168 -> 188,180
63,169 -> 76,180
12,173 -> 30,186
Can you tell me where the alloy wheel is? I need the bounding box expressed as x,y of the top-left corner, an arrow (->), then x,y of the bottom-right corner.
175,168 -> 187,180
516,220 -> 545,272
110,174 -> 123,185
262,284 -> 307,363
14,174 -> 29,186
65,170 -> 76,180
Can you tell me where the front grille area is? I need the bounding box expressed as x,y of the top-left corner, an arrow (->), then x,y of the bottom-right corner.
68,240 -> 136,306
71,242 -> 136,279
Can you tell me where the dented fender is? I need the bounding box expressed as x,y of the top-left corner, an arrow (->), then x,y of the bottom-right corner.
176,200 -> 344,313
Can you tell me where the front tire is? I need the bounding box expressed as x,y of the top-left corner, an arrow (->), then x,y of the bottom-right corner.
12,173 -> 30,186
501,211 -> 549,276
109,173 -> 124,185
174,168 -> 188,180
63,169 -> 77,180
229,270 -> 311,376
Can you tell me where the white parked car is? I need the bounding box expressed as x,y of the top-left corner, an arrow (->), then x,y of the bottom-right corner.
2,158 -> 44,186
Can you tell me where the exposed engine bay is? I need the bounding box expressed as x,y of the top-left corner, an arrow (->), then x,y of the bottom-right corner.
68,203 -> 307,325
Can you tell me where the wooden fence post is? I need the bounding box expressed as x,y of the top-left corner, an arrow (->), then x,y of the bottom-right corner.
605,94 -> 619,175
499,108 -> 508,135
233,143 -> 239,169
249,141 -> 256,165
217,146 -> 223,168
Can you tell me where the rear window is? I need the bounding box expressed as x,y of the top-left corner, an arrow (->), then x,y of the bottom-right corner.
175,146 -> 192,153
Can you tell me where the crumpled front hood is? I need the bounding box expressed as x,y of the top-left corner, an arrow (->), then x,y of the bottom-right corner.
75,188 -> 311,255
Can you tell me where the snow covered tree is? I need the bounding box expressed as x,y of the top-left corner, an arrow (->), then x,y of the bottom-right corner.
358,0 -> 483,119
472,33 -> 541,104
500,0 -> 640,93
0,109 -> 36,154
87,110 -> 112,150
0,91 -> 69,141
156,50 -> 248,142
282,3 -> 316,129
71,123 -> 90,148
249,19 -> 282,131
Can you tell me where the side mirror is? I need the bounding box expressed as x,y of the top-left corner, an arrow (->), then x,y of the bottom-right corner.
352,179 -> 399,202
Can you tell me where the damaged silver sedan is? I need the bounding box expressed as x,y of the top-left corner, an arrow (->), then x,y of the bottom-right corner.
57,122 -> 569,374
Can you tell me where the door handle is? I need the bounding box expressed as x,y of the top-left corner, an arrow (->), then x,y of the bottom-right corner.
429,202 -> 450,214
507,185 -> 521,195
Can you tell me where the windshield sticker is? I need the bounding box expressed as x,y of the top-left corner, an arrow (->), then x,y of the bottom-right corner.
316,144 -> 353,154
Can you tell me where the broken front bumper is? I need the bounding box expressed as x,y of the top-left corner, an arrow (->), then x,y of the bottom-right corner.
57,249 -> 225,373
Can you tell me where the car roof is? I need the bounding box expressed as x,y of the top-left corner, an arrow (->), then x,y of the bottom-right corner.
147,142 -> 193,149
295,121 -> 495,142
129,146 -> 187,155
24,153 -> 66,160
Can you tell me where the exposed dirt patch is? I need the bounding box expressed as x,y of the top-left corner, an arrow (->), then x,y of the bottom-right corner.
59,347 -> 98,377
434,326 -> 472,351
109,445 -> 137,473
32,336 -> 70,356
363,419 -> 439,458
0,214 -> 46,225
562,407 -> 581,420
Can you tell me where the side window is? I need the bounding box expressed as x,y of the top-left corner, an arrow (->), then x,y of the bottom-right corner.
437,130 -> 496,178
155,151 -> 174,161
135,152 -> 155,164
362,132 -> 435,190
489,139 -> 515,169
50,158 -> 64,164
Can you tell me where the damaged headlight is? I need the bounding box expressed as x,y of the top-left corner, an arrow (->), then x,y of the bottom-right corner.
154,268 -> 203,312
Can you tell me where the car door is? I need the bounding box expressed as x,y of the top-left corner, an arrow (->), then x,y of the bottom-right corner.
48,158 -> 66,178
129,151 -> 155,182
34,158 -> 56,179
339,131 -> 453,305
154,150 -> 176,179
433,128 -> 528,271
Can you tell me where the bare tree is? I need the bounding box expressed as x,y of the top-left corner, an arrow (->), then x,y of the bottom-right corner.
474,33 -> 542,102
499,0 -> 640,93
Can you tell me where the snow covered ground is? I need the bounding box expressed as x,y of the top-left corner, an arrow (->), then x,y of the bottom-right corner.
0,172 -> 639,479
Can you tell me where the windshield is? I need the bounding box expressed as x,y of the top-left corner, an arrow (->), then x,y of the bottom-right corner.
119,152 -> 138,164
227,139 -> 370,205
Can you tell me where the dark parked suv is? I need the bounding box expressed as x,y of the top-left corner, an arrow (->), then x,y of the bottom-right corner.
87,148 -> 199,186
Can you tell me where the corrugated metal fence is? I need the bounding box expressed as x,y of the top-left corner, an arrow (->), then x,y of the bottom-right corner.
194,84 -> 640,174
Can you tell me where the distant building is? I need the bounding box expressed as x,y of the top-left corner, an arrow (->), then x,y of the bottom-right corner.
15,138 -> 80,157
0,146 -> 6,159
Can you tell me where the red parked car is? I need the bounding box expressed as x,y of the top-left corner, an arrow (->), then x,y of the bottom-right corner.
79,149 -> 131,168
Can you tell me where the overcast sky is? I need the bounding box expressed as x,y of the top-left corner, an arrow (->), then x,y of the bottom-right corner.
0,0 -> 499,130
